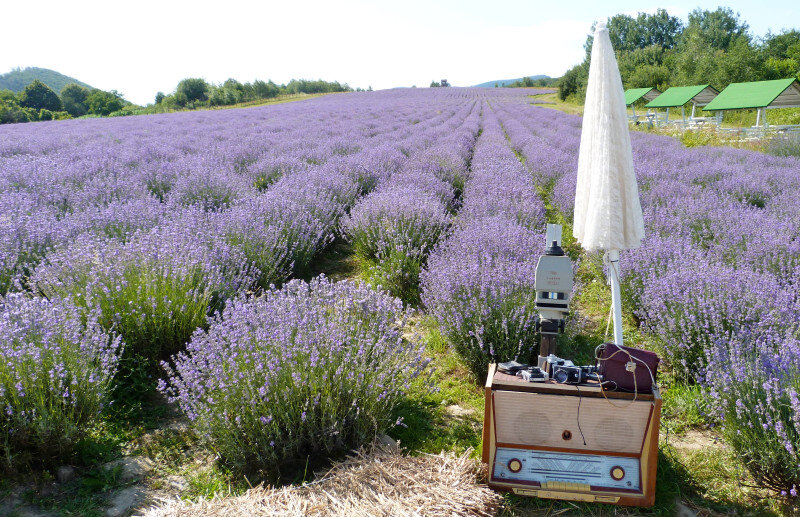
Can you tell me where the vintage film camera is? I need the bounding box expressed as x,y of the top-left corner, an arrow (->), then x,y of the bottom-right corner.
545,355 -> 600,385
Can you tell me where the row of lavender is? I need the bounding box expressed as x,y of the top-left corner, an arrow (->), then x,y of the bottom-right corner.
342,101 -> 481,304
421,102 -> 548,381
1,89 -> 528,476
496,98 -> 800,495
1,92 -> 467,294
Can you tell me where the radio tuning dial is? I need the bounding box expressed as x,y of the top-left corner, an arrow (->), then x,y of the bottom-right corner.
610,466 -> 625,481
508,459 -> 522,473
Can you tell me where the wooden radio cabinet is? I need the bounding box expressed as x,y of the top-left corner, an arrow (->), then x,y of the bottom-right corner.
482,363 -> 661,506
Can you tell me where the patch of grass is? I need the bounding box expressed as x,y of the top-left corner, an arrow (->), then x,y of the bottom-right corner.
664,443 -> 782,515
183,466 -> 248,503
389,317 -> 484,457
13,463 -> 124,517
134,426 -> 197,477
660,382 -> 712,436
300,238 -> 359,283
527,92 -> 584,116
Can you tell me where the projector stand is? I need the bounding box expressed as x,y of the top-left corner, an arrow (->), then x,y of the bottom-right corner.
537,318 -> 561,372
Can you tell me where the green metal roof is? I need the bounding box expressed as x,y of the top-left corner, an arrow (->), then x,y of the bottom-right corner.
703,78 -> 800,111
645,85 -> 719,108
624,87 -> 660,105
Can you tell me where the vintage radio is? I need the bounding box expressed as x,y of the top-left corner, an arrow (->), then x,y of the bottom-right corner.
482,363 -> 661,506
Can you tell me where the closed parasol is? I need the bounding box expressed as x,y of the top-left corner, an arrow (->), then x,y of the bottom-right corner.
573,20 -> 645,347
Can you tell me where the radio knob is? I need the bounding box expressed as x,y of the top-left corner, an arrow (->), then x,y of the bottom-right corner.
508,459 -> 522,473
610,466 -> 625,480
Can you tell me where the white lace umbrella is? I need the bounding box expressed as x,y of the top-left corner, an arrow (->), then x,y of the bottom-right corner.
573,20 -> 645,347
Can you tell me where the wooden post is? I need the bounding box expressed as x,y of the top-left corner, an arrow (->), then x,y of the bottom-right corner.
539,334 -> 557,372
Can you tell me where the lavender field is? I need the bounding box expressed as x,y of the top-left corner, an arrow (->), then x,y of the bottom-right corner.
2,87 -> 799,513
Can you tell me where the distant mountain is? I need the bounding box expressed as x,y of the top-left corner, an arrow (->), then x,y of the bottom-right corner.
0,67 -> 93,93
473,75 -> 550,88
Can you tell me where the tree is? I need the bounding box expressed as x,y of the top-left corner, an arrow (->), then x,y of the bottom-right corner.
19,80 -> 62,112
253,79 -> 280,99
558,64 -> 587,100
763,30 -> 800,59
176,78 -> 209,104
429,81 -> 441,87
683,7 -> 749,51
155,91 -> 165,104
0,89 -> 33,124
86,89 -> 123,116
584,9 -> 682,58
60,83 -> 89,117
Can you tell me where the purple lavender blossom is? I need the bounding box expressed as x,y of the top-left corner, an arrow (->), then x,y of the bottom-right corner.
161,275 -> 427,479
0,294 -> 122,468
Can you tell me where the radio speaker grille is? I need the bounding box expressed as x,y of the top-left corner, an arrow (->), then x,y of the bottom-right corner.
493,391 -> 651,453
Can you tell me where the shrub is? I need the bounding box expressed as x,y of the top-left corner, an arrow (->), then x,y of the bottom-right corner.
766,132 -> 800,157
705,336 -> 800,495
421,217 -> 542,382
379,170 -> 456,211
338,145 -> 406,195
0,192 -> 65,295
31,225 -> 256,367
0,294 -> 122,470
225,192 -> 337,281
213,202 -> 294,290
176,78 -> 210,104
343,187 -> 450,304
65,197 -> 167,242
161,276 -> 428,479
247,156 -> 307,191
270,168 -> 359,214
171,169 -> 251,212
637,262 -> 800,382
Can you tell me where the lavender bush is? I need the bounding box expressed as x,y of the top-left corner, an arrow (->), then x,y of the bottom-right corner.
706,336 -> 800,494
161,276 -> 427,479
0,192 -> 65,294
343,186 -> 450,304
422,217 -> 541,381
231,192 -> 337,279
635,261 -> 800,381
0,294 -> 122,469
171,167 -> 252,212
31,226 -> 255,365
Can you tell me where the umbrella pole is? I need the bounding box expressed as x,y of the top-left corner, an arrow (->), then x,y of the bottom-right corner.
607,249 -> 624,346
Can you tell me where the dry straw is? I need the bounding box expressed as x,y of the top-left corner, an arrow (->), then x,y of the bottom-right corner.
142,443 -> 501,517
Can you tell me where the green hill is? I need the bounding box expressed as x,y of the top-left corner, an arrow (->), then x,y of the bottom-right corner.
0,67 -> 92,93
473,75 -> 550,88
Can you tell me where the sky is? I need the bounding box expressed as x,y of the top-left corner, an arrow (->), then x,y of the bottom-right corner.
1,0 -> 798,105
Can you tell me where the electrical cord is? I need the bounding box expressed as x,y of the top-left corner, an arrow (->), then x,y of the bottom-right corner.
575,384 -> 587,445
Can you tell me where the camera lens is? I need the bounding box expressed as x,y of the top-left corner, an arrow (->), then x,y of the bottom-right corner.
554,369 -> 569,383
